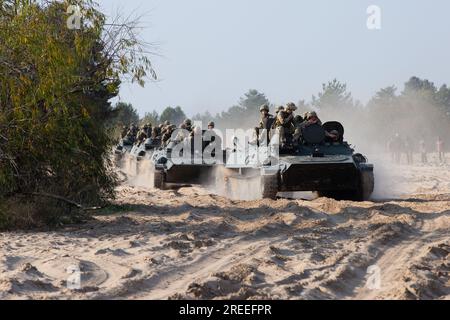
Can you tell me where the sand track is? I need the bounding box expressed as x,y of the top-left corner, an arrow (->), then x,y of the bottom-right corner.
0,163 -> 449,300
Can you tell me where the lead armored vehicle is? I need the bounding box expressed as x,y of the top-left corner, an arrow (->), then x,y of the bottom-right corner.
222,122 -> 375,201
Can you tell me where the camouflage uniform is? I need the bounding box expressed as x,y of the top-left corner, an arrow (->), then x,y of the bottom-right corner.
162,125 -> 177,146
259,105 -> 275,130
184,119 -> 193,132
136,127 -> 148,146
274,104 -> 297,145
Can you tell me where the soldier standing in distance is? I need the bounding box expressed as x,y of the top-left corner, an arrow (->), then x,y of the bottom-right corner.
419,139 -> 427,164
404,136 -> 413,165
437,136 -> 445,163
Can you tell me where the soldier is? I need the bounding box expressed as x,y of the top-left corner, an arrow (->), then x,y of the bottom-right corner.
274,104 -> 297,147
391,133 -> 402,164
274,106 -> 284,117
184,119 -> 193,132
292,115 -> 305,143
404,137 -> 413,165
208,121 -> 215,130
259,105 -> 275,130
419,139 -> 428,164
257,104 -> 275,144
162,124 -> 177,147
437,136 -> 445,163
304,111 -> 322,126
136,126 -> 148,146
144,123 -> 152,137
151,126 -> 161,139
127,124 -> 139,143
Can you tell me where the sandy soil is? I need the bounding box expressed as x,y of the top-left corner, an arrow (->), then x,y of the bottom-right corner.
1,160 -> 449,300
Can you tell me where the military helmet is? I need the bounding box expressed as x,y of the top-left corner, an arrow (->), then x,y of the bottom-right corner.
307,111 -> 318,119
276,106 -> 285,113
286,103 -> 297,112
260,104 -> 269,112
184,119 -> 192,126
208,121 -> 215,128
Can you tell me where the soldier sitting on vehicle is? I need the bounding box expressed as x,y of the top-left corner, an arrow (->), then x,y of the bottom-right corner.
274,103 -> 297,147
292,115 -> 305,143
274,106 -> 284,120
125,124 -> 139,143
255,105 -> 275,145
162,125 -> 177,147
183,119 -> 193,132
144,123 -> 152,137
136,126 -> 148,146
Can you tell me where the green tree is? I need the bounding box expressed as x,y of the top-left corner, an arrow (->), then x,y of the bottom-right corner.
0,0 -> 156,228
141,110 -> 160,126
159,106 -> 186,125
312,79 -> 354,111
239,89 -> 270,111
110,102 -> 140,127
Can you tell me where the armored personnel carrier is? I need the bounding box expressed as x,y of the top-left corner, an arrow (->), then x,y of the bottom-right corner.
222,121 -> 375,201
151,130 -> 225,190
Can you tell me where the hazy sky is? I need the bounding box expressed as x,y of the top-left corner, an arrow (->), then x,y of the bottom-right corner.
98,0 -> 450,117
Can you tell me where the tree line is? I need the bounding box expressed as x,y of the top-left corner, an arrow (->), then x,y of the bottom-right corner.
118,77 -> 450,150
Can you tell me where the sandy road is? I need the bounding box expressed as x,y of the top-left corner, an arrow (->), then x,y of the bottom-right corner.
0,163 -> 449,300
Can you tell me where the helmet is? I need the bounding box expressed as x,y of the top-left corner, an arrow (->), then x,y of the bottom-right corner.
260,104 -> 269,112
208,121 -> 215,128
286,103 -> 297,112
307,111 -> 318,119
184,119 -> 192,126
275,106 -> 284,113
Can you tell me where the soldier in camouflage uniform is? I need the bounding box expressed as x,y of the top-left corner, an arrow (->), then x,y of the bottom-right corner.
184,119 -> 193,132
136,126 -> 148,146
126,124 -> 139,143
162,125 -> 177,147
256,104 -> 275,144
274,103 -> 297,146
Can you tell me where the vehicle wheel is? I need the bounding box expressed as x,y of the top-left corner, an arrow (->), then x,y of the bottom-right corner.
153,170 -> 167,190
261,175 -> 279,200
357,169 -> 374,201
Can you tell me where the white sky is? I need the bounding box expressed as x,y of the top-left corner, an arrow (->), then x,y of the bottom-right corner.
98,0 -> 450,116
